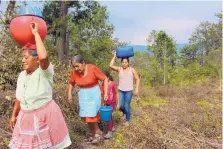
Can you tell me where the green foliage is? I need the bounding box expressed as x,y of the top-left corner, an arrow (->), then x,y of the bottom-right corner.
185,14 -> 222,67
180,44 -> 200,66
169,62 -> 218,86
143,13 -> 222,86
113,132 -> 126,148
146,30 -> 177,85
0,36 -> 22,89
148,30 -> 177,67
42,1 -> 124,69
189,19 -> 222,55
196,101 -> 214,108
42,1 -> 84,36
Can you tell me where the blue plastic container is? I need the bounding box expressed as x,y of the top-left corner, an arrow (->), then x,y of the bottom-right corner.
33,7 -> 43,18
18,7 -> 43,19
116,46 -> 134,58
99,106 -> 113,122
18,7 -> 35,16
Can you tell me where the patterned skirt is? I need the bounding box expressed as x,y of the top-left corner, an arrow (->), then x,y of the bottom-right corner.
8,100 -> 71,149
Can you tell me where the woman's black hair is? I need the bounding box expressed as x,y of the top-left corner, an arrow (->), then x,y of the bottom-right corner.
121,57 -> 129,63
104,70 -> 113,81
71,54 -> 85,64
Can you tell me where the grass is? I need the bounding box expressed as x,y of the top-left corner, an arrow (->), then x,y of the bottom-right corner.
102,79 -> 222,149
0,79 -> 221,149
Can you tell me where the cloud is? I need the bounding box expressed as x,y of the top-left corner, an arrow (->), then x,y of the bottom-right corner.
101,1 -> 220,45
146,18 -> 200,43
113,18 -> 200,45
148,18 -> 199,32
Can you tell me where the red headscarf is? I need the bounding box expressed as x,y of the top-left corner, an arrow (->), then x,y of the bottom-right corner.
22,43 -> 36,50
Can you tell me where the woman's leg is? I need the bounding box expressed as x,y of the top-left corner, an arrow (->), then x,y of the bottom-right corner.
88,123 -> 94,134
90,122 -> 102,143
89,122 -> 97,134
118,90 -> 125,114
124,91 -> 133,122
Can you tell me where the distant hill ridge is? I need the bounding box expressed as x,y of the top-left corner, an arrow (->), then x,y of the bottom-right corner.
130,44 -> 188,54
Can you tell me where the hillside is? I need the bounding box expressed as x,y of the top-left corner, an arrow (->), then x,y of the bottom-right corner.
131,44 -> 188,54
0,78 -> 221,149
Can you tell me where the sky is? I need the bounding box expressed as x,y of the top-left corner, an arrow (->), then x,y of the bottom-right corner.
0,1 -> 222,45
99,1 -> 222,45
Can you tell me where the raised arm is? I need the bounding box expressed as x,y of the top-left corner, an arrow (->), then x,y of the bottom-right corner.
109,53 -> 120,72
30,22 -> 49,70
132,68 -> 140,96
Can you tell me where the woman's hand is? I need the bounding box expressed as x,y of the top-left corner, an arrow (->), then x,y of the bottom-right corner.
9,115 -> 16,129
116,103 -> 120,110
113,52 -> 116,58
103,94 -> 108,101
30,22 -> 39,35
133,89 -> 139,96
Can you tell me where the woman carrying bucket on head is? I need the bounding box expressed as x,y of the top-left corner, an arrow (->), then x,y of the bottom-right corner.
67,54 -> 108,144
101,70 -> 119,139
8,22 -> 71,149
109,47 -> 140,126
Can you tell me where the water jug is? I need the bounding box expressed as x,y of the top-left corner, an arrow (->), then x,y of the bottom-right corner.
10,7 -> 47,47
116,46 -> 134,58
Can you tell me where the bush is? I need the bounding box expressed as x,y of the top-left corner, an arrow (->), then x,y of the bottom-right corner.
169,62 -> 219,86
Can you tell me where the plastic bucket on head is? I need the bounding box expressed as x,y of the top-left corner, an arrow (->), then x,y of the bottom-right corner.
116,46 -> 134,58
99,106 -> 113,122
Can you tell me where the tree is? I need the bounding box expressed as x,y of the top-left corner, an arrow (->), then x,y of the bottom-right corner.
73,4 -> 115,68
58,1 -> 69,64
185,13 -> 222,66
180,44 -> 200,66
189,13 -> 222,54
0,0 -> 16,57
147,30 -> 177,84
42,1 -> 115,64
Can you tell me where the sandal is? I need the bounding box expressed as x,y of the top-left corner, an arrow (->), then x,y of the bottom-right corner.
104,132 -> 112,139
91,134 -> 101,144
84,136 -> 93,142
84,133 -> 93,142
112,127 -> 116,132
96,130 -> 103,135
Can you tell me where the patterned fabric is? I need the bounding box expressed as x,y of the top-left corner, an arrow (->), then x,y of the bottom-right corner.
8,101 -> 71,149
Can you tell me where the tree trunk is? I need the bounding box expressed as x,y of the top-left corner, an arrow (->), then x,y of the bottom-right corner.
59,1 -> 68,63
64,28 -> 69,65
163,41 -> 166,85
5,0 -> 16,24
